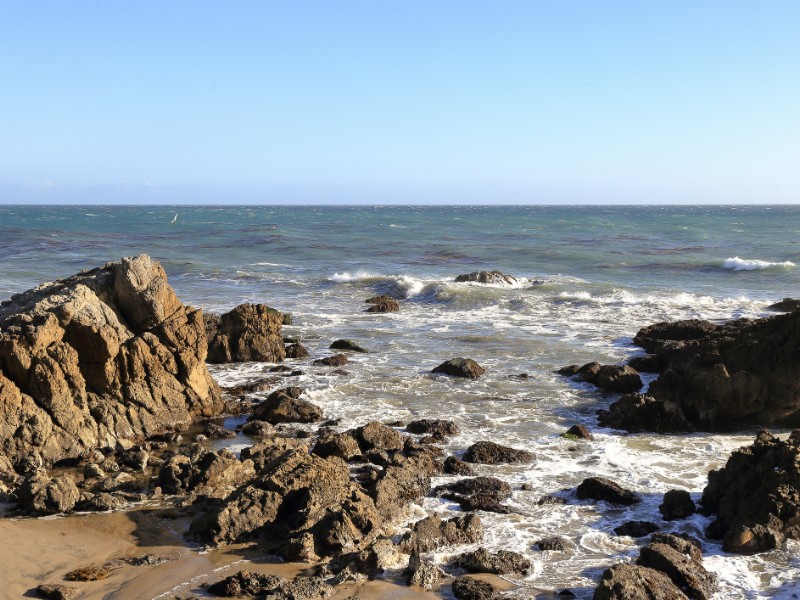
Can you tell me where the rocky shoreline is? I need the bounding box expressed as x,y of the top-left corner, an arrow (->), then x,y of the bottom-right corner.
1,260 -> 798,599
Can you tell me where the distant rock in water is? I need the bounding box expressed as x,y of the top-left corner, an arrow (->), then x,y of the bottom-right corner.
701,429 -> 800,554
365,295 -> 400,313
329,339 -> 368,353
0,255 -> 222,469
767,298 -> 800,312
455,270 -> 518,286
432,357 -> 485,379
205,303 -> 286,363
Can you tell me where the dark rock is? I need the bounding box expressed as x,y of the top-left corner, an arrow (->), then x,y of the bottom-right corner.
457,547 -> 530,574
659,489 -> 696,521
400,514 -> 483,553
285,343 -> 309,359
537,494 -> 567,505
628,354 -> 664,373
203,423 -> 237,440
313,431 -> 361,461
432,357 -> 485,378
312,354 -> 349,367
437,476 -> 512,500
17,473 -> 80,515
452,576 -> 497,600
443,456 -> 476,475
407,419 -> 460,436
463,441 -> 533,464
0,255 -> 223,468
598,393 -> 693,434
365,296 -> 400,313
36,584 -> 79,600
455,270 -> 517,286
564,424 -> 593,440
650,533 -> 703,562
222,377 -> 279,396
118,445 -> 149,470
576,477 -> 640,506
157,446 -> 254,499
592,564 -> 687,600
368,452 -> 440,519
701,429 -> 800,554
207,570 -> 283,597
637,543 -> 716,599
406,553 -> 442,590
78,492 -> 126,512
452,494 -> 513,513
240,420 -> 275,437
206,303 -> 286,363
329,339 -> 368,353
614,521 -> 659,537
558,591 -> 577,598
250,388 -> 323,424
595,365 -> 643,393
535,536 -> 572,552
767,298 -> 800,312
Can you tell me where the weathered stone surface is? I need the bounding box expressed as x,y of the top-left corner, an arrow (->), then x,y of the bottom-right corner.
560,362 -> 641,393
205,303 -> 285,363
452,576 -> 497,600
592,564 -> 687,600
407,419 -> 460,436
599,393 -> 693,433
630,313 -> 800,430
443,455 -> 476,475
329,339 -> 368,353
432,357 -> 485,379
660,489 -> 696,521
250,387 -> 323,424
36,584 -> 80,600
406,553 -> 442,590
0,255 -> 222,468
701,429 -> 800,554
312,354 -> 349,367
455,270 -> 517,286
365,296 -> 400,313
285,343 -> 309,359
456,547 -> 530,574
463,441 -> 533,464
356,421 -> 406,452
436,476 -> 513,514
17,472 -> 80,515
157,445 -> 254,499
312,431 -> 361,461
577,477 -> 640,506
637,543 -> 716,599
207,570 -> 283,597
564,424 -> 593,440
400,514 -> 483,553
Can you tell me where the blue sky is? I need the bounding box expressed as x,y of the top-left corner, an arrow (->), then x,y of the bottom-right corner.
1,1 -> 798,204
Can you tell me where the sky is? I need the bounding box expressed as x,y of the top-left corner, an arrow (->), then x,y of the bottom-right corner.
1,1 -> 798,205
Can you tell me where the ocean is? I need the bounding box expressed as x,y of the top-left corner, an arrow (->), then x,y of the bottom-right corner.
2,204 -> 799,598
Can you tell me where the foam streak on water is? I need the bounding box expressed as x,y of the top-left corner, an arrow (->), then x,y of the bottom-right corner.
2,205 -> 800,598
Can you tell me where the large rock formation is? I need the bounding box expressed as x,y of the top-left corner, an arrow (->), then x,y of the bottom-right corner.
701,430 -> 800,554
0,255 -> 222,469
205,303 -> 285,363
599,310 -> 800,432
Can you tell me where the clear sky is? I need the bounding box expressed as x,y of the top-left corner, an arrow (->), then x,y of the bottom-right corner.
1,1 -> 798,204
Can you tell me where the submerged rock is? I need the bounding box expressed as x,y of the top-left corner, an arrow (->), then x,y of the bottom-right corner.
767,298 -> 800,312
701,429 -> 800,554
406,418 -> 460,437
432,357 -> 486,379
599,393 -> 692,433
455,270 -> 518,286
0,255 -> 222,468
285,343 -> 309,359
206,303 -> 286,363
463,441 -> 533,464
329,339 -> 368,353
312,354 -> 349,367
614,521 -> 659,538
365,295 -> 400,313
559,362 -> 642,393
577,477 -> 640,506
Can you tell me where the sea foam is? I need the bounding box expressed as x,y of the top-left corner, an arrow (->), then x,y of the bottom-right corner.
723,256 -> 796,271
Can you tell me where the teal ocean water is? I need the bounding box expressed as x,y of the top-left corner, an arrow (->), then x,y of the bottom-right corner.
2,205 -> 799,598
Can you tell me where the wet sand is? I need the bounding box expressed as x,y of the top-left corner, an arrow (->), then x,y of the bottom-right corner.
0,508 -> 446,600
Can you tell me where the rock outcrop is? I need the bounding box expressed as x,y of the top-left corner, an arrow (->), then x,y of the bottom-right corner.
205,303 -> 285,363
455,271 -> 517,286
0,255 -> 222,468
701,430 -> 800,554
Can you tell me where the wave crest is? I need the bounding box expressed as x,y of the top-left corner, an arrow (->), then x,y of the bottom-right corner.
722,257 -> 796,271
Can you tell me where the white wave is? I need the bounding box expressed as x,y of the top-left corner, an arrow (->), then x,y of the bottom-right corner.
251,261 -> 291,267
723,256 -> 796,271
329,271 -> 377,282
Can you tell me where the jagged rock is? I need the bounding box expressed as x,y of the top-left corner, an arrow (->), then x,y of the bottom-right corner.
630,312 -> 800,430
407,419 -> 460,436
203,423 -> 237,440
36,584 -> 80,600
118,445 -> 149,471
637,543 -> 716,599
356,421 -> 406,452
285,343 -> 309,359
222,378 -> 279,396
406,553 -> 442,590
577,477 -> 640,506
400,514 -> 483,553
312,431 -> 361,461
463,441 -> 533,464
443,455 -> 476,475
207,570 -> 283,597
535,536 -> 572,552
329,339 -> 368,353
701,429 -> 800,554
436,476 -> 513,514
452,576 -> 497,600
455,270 -> 517,286
239,437 -> 306,472
368,451 -> 439,519
312,354 -> 349,367
564,424 -> 593,440
365,296 -> 400,313
614,521 -> 659,537
17,472 -> 80,515
157,445 -> 254,499
0,255 -> 222,468
456,548 -> 530,574
660,490 -> 696,521
205,303 -> 285,363
250,388 -> 323,424
78,491 -> 126,512
432,357 -> 485,379
592,564 -> 687,600
598,393 -> 693,433
768,298 -> 800,312
650,533 -> 703,562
